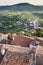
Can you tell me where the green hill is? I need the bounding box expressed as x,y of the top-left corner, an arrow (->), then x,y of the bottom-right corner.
0,3 -> 43,11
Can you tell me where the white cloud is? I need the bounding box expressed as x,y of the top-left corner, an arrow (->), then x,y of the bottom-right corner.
0,0 -> 43,6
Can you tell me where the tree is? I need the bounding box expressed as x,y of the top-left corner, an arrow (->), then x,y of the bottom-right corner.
36,28 -> 41,37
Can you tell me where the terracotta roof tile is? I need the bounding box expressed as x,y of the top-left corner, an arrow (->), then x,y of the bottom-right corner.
0,44 -> 31,65
11,35 -> 33,47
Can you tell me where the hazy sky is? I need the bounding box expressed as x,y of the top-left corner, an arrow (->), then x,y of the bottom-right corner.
0,0 -> 43,6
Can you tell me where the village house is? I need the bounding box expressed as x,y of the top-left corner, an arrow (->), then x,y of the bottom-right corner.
16,21 -> 22,25
0,34 -> 43,65
30,18 -> 39,29
0,40 -> 43,65
0,34 -> 33,47
36,45 -> 43,65
0,44 -> 37,65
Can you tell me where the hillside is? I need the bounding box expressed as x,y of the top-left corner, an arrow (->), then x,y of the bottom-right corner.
0,3 -> 43,11
0,3 -> 43,36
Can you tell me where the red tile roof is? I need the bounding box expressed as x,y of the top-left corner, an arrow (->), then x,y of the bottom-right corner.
7,52 -> 30,65
11,35 -> 33,47
0,44 -> 43,65
37,39 -> 43,46
0,44 -> 31,65
30,37 -> 43,46
36,54 -> 43,65
36,46 -> 43,65
7,60 -> 29,65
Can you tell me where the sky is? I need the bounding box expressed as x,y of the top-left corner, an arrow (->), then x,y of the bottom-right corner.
0,0 -> 43,6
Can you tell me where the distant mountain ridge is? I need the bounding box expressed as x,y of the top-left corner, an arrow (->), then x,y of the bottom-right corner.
0,3 -> 43,11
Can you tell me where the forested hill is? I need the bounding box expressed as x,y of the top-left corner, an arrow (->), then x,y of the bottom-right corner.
0,3 -> 43,11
